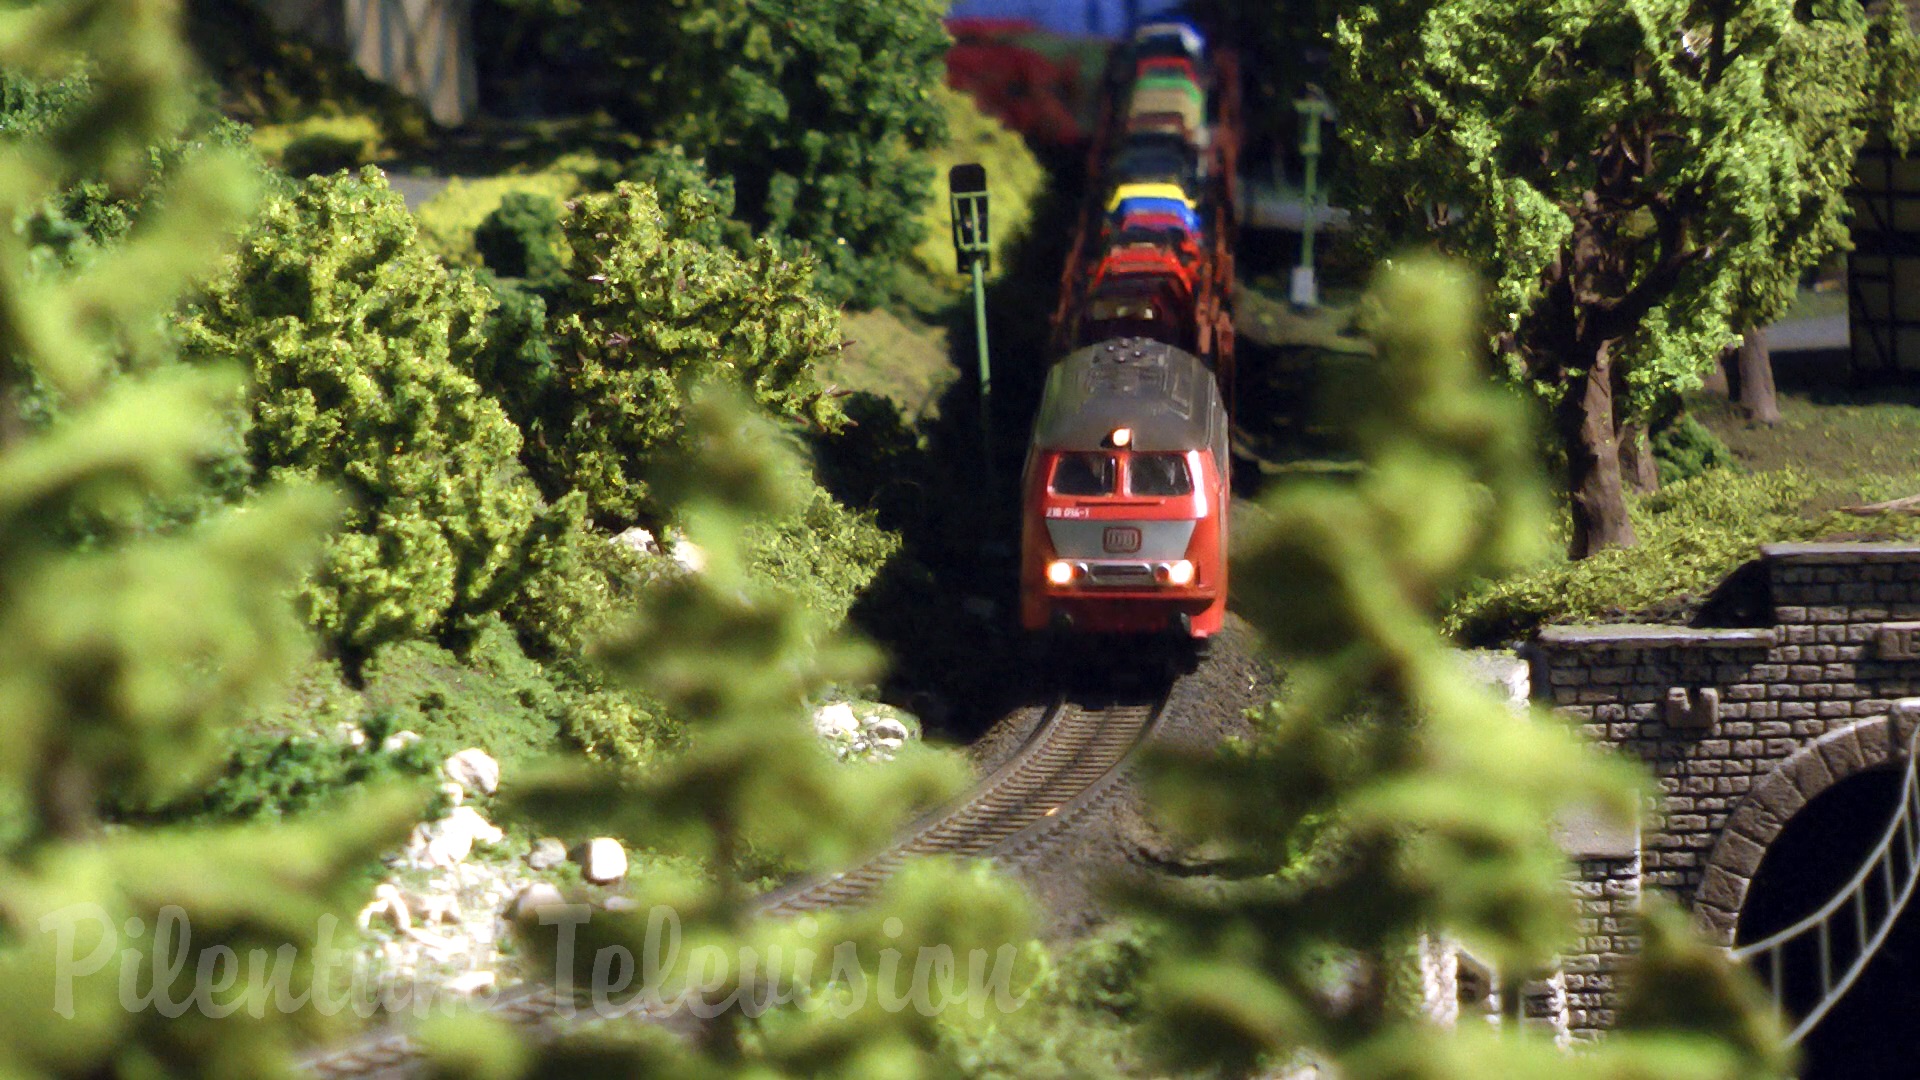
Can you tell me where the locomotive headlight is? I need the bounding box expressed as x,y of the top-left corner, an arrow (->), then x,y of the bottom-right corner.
1109,427 -> 1133,448
1046,560 -> 1077,586
1166,560 -> 1196,586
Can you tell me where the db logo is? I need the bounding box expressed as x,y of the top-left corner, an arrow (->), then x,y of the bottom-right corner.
1103,526 -> 1142,554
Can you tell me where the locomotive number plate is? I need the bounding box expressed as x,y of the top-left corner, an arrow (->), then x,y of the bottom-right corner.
1046,507 -> 1091,519
1103,526 -> 1143,554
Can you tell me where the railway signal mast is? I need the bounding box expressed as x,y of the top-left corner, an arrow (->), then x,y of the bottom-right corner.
950,163 -> 995,477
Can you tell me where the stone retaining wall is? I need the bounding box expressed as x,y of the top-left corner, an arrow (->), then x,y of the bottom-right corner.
1524,542 -> 1920,1031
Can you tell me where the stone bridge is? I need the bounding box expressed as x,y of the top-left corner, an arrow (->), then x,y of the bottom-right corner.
1520,541 -> 1920,1041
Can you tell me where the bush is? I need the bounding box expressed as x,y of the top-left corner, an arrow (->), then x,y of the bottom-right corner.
126,722 -> 437,823
911,86 -> 1048,292
250,113 -> 387,176
412,156 -> 607,265
360,616 -> 672,766
745,485 -> 901,627
532,181 -> 845,527
1653,410 -> 1736,485
178,169 -> 593,659
475,190 -> 566,285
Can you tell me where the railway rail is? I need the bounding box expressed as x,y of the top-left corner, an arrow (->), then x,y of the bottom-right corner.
301,688 -> 1173,1079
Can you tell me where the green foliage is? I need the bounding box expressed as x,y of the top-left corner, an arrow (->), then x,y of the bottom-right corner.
1443,468 -> 1913,644
623,145 -> 753,253
357,616 -> 674,767
536,0 -> 952,305
744,486 -> 900,628
0,3 -> 421,1074
250,112 -> 387,176
1654,411 -> 1737,486
1139,258 -> 1789,1078
412,161 -> 596,266
466,386 -> 1035,1077
475,190 -> 565,286
128,722 -> 437,823
910,86 -> 1047,292
533,181 -> 845,527
178,168 -> 596,659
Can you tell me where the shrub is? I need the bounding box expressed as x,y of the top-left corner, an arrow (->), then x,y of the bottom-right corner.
1653,410 -> 1736,485
412,157 -> 604,265
745,484 -> 901,627
475,190 -> 565,285
534,181 -> 845,527
178,168 -> 591,659
250,112 -> 387,176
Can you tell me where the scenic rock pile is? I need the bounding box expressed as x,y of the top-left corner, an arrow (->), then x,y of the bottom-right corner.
347,745 -> 631,1003
811,700 -> 921,761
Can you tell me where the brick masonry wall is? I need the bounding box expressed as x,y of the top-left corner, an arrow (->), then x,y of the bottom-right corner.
1564,854 -> 1639,1042
1526,542 -> 1920,1036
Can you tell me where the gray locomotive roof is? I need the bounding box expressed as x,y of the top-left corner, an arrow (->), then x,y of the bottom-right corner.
1031,338 -> 1222,452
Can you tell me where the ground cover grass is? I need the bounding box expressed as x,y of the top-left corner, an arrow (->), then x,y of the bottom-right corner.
1443,384 -> 1920,644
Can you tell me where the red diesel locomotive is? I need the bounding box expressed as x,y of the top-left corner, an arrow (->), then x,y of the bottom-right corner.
1020,337 -> 1230,638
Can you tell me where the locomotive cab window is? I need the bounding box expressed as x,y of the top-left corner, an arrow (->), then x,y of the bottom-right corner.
1051,453 -> 1116,495
1128,453 -> 1192,496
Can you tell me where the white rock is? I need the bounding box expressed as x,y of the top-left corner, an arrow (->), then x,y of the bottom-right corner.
611,526 -> 660,556
510,882 -> 567,920
381,729 -> 422,753
872,736 -> 905,751
445,970 -> 496,995
813,702 -> 859,740
403,926 -> 465,961
579,837 -> 628,883
412,891 -> 461,926
866,717 -> 912,743
357,883 -> 411,932
334,722 -> 368,749
413,807 -> 506,867
444,748 -> 501,796
438,782 -> 466,808
527,837 -> 567,870
668,536 -> 707,575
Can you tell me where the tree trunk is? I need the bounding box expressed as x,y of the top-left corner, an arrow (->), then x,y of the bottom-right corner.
1737,327 -> 1782,425
1700,348 -> 1732,398
1560,343 -> 1637,558
1618,421 -> 1659,494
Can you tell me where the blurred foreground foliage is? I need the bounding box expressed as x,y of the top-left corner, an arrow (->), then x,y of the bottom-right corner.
1138,258 -> 1792,1078
0,3 -> 423,1076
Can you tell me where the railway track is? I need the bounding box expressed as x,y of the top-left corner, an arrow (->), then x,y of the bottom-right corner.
302,688 -> 1172,1079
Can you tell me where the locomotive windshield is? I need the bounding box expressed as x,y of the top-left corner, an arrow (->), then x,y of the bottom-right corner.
1128,453 -> 1192,496
1050,452 -> 1116,495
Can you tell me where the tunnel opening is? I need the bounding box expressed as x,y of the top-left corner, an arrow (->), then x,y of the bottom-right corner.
1736,766 -> 1920,1079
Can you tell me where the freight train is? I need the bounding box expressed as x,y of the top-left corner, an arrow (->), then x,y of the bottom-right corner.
1021,18 -> 1240,640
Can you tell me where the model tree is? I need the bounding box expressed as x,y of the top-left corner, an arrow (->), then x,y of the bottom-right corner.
546,0 -> 947,305
1334,0 -> 1920,555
